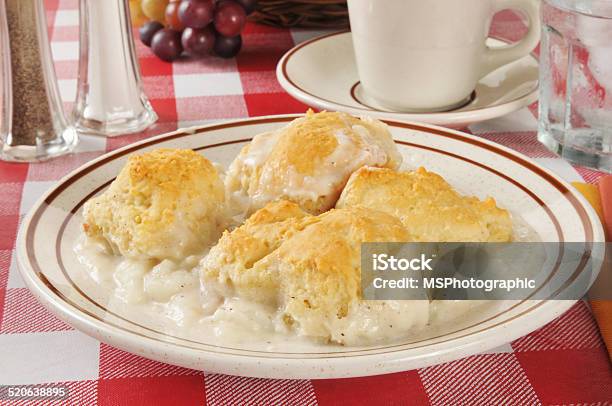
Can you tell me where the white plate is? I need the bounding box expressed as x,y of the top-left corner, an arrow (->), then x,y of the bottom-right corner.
17,115 -> 604,379
277,32 -> 539,128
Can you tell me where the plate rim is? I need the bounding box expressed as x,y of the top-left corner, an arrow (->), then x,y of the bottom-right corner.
276,31 -> 539,127
16,114 -> 605,378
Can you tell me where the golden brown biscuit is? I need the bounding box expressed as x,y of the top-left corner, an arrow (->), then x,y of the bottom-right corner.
83,148 -> 225,260
200,200 -> 316,303
199,201 -> 427,344
336,166 -> 513,242
265,206 -> 412,342
225,110 -> 402,215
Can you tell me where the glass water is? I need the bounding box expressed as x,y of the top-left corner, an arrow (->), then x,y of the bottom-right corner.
539,0 -> 612,172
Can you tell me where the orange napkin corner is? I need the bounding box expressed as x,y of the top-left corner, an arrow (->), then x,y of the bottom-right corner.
572,179 -> 611,361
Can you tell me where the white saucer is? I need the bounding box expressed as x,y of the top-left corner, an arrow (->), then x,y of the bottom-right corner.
277,31 -> 539,128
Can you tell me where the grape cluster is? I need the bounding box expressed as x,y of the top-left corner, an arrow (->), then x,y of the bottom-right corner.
135,0 -> 257,62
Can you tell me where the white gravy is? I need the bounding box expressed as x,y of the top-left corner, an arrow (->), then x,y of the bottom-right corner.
74,234 -> 496,351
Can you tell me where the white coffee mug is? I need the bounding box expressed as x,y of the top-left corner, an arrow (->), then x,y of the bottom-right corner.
347,0 -> 540,112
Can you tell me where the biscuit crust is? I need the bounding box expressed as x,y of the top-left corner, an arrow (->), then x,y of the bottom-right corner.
200,200 -> 316,303
83,148 -> 225,260
199,201 -> 412,343
225,110 -> 402,215
336,166 -> 513,242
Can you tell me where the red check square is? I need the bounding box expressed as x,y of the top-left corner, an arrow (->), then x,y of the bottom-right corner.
242,22 -> 290,36
516,348 -> 612,404
244,93 -> 310,117
0,214 -> 19,250
312,371 -> 429,406
139,56 -> 173,77
0,162 -> 29,183
149,98 -> 178,123
97,375 -> 206,406
237,32 -> 294,72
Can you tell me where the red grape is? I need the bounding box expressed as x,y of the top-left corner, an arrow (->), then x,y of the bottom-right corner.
214,34 -> 242,58
165,2 -> 185,30
151,29 -> 183,62
182,27 -> 215,57
178,0 -> 214,29
214,1 -> 246,37
139,21 -> 164,47
235,0 -> 257,15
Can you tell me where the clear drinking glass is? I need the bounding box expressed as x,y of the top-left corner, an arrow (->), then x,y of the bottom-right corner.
72,0 -> 157,136
0,0 -> 77,162
539,0 -> 612,172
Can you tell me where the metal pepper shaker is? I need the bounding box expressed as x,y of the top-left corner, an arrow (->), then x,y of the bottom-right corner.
0,0 -> 77,162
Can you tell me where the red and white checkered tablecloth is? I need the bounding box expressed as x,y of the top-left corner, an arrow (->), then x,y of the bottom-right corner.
0,0 -> 610,404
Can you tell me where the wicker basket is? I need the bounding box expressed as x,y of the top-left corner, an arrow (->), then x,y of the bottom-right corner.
251,0 -> 349,29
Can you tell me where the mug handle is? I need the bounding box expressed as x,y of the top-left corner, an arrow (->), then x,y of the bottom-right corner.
481,0 -> 540,76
